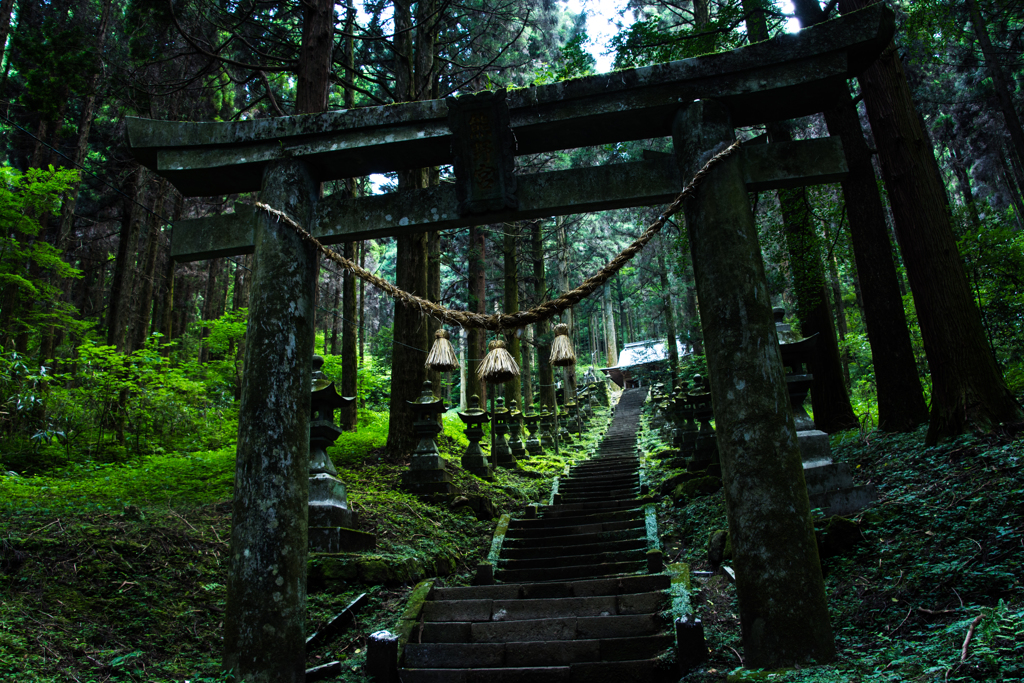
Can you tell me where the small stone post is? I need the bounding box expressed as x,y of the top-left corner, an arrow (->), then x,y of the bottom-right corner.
673,99 -> 834,668
224,159 -> 318,682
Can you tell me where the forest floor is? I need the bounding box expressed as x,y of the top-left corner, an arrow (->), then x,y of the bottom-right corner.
1,396 -> 1022,683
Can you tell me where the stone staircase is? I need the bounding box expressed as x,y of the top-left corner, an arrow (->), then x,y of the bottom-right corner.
397,388 -> 684,682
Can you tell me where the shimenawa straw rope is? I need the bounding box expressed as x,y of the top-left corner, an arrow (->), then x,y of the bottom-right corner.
256,139 -> 741,331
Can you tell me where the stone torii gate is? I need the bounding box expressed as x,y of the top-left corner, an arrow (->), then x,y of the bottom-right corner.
127,6 -> 892,680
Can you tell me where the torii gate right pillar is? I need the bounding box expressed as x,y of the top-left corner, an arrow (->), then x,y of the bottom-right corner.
674,100 -> 836,668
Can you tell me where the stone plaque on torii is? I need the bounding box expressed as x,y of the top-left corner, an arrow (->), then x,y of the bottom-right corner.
126,6 -> 893,679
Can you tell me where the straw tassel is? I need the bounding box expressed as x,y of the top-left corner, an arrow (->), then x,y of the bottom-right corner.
550,323 -> 577,367
425,328 -> 460,372
477,339 -> 520,384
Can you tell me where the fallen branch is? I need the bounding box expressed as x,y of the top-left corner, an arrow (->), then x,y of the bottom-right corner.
918,607 -> 958,616
961,614 -> 984,662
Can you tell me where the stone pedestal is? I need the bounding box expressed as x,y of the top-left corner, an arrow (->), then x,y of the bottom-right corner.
798,429 -> 877,516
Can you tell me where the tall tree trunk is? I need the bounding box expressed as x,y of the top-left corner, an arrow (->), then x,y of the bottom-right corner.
554,216 -> 576,400
504,222 -> 522,409
683,259 -> 703,355
0,0 -> 18,60
839,0 -> 1022,443
773,130 -> 858,432
603,283 -> 618,368
964,0 -> 1024,176
199,258 -> 224,363
157,257 -> 175,351
296,0 -> 334,113
743,0 -> 857,431
522,324 -> 534,410
467,225 -> 487,404
131,180 -> 170,352
106,166 -> 145,351
358,242 -> 365,362
657,249 -> 680,388
790,0 -> 929,432
532,220 -> 555,409
330,282 -> 340,355
950,146 -> 983,229
342,241 -> 358,430
57,0 -> 113,247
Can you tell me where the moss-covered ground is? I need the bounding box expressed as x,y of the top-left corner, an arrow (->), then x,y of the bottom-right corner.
639,397 -> 1023,683
0,403 -> 612,682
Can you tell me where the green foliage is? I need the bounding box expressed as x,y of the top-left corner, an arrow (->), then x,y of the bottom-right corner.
0,165 -> 83,347
610,0 -> 759,70
0,446 -> 235,513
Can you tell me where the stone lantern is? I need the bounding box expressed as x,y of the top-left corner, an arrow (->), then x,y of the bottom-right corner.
565,401 -> 582,436
401,381 -> 458,497
507,400 -> 527,459
491,397 -> 516,468
688,375 -> 719,471
523,411 -> 543,456
457,395 -> 494,480
308,355 -> 375,553
538,405 -> 556,449
557,404 -> 573,444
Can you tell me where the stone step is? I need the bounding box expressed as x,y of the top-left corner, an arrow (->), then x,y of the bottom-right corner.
504,519 -> 643,541
499,548 -> 647,570
501,527 -> 645,549
398,658 -> 670,683
540,499 -> 646,517
420,613 -> 666,644
558,486 -> 640,498
495,560 -> 647,583
559,478 -> 638,491
420,591 -> 667,624
404,634 -> 674,668
563,465 -> 638,476
510,509 -> 642,530
431,574 -> 670,603
500,537 -> 645,560
558,491 -> 640,504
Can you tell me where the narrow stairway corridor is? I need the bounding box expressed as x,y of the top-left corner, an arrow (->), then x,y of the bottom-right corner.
398,387 -> 683,683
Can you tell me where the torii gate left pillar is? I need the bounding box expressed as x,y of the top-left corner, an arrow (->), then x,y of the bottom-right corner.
223,159 -> 318,683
